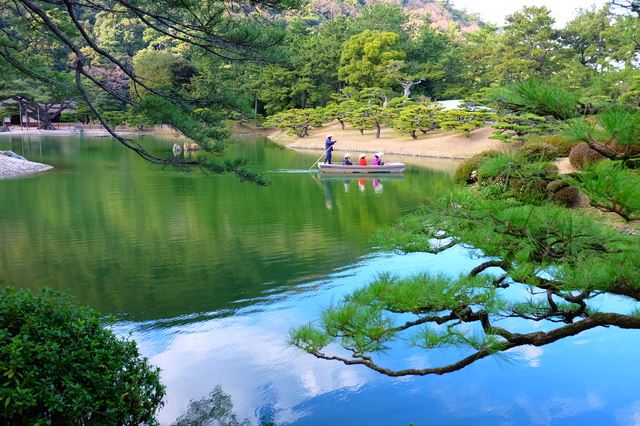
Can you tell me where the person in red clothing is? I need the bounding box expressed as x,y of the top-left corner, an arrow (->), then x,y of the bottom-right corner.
358,153 -> 368,165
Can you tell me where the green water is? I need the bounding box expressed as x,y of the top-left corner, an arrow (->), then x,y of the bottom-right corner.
0,135 -> 451,321
2,135 -> 639,425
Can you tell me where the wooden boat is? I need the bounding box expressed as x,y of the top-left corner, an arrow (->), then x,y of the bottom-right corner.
318,162 -> 405,174
318,173 -> 405,181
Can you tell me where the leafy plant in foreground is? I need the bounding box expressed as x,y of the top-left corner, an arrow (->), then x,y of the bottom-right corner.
0,288 -> 165,425
566,160 -> 640,221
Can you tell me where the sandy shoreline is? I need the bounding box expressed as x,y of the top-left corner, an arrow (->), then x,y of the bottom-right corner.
268,123 -> 511,162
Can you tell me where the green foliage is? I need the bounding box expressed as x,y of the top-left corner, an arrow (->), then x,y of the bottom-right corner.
438,109 -> 492,137
491,113 -> 561,143
291,188 -> 640,376
263,107 -> 325,137
517,141 -> 559,161
530,134 -> 577,156
132,49 -> 196,94
135,96 -> 228,151
389,102 -> 442,139
567,160 -> 640,221
453,151 -> 502,184
504,78 -> 582,119
477,153 -> 558,203
0,288 -> 165,425
102,110 -> 129,127
338,30 -> 405,90
343,102 -> 387,138
566,108 -> 640,162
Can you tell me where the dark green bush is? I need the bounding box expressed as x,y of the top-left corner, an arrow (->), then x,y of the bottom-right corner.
102,110 -> 129,127
478,153 -> 558,203
517,141 -> 559,161
0,288 -> 165,425
529,135 -> 577,156
453,151 -> 502,184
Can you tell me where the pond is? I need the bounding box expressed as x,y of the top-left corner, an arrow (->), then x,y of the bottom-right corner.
1,135 -> 638,425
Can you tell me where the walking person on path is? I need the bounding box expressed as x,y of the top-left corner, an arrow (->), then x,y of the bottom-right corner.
324,134 -> 336,164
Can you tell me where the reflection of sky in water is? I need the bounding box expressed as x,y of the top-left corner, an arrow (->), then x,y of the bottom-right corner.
115,246 -> 640,426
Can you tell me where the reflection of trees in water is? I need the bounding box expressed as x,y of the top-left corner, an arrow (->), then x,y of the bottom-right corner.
173,386 -> 275,426
173,386 -> 250,426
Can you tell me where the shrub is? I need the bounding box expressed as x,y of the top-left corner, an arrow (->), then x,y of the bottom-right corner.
102,111 -> 129,127
569,142 -> 606,170
517,141 -> 559,161
0,288 -> 165,425
552,186 -> 582,208
453,151 -> 501,184
478,153 -> 558,203
530,135 -> 577,156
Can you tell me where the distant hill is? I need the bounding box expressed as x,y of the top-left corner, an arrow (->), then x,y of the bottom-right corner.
309,0 -> 481,32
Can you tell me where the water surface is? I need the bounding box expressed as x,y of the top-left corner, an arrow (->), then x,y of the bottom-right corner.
1,135 -> 638,425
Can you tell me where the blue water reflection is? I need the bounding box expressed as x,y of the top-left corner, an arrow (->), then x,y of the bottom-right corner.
117,247 -> 640,425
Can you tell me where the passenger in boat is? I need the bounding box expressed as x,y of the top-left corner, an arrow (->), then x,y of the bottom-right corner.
342,152 -> 353,165
358,153 -> 368,165
372,152 -> 384,166
324,134 -> 336,164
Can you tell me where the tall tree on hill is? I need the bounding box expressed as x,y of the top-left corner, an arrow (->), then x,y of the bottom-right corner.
496,6 -> 562,81
338,30 -> 406,91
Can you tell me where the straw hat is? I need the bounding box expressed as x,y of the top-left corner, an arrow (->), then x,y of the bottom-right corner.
326,134 -> 333,138
344,152 -> 351,158
375,152 -> 384,157
359,153 -> 366,158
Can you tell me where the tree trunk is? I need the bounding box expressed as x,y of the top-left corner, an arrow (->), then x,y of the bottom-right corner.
338,119 -> 345,130
37,104 -> 55,130
411,130 -> 417,139
375,121 -> 381,139
401,79 -> 425,98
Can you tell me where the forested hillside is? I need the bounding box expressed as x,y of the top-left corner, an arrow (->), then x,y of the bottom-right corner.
305,0 -> 480,31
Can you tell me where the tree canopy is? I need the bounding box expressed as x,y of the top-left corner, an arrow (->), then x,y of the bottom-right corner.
0,0 -> 300,179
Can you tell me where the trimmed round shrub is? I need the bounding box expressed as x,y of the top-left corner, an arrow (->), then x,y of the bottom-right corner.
0,288 -> 165,425
569,142 -> 605,170
553,186 -> 582,208
477,153 -> 558,203
546,180 -> 569,193
517,141 -> 559,161
454,150 -> 502,184
534,135 -> 578,156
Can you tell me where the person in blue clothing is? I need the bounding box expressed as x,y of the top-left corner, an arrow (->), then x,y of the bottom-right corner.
324,134 -> 336,164
342,152 -> 353,165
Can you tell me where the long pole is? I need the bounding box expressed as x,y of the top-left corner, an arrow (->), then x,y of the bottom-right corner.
308,146 -> 333,171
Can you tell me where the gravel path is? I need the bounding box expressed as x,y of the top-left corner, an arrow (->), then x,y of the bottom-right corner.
0,155 -> 53,179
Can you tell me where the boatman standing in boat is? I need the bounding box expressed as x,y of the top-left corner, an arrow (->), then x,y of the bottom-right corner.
324,134 -> 336,164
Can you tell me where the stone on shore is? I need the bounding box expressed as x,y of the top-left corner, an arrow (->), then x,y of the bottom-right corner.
0,155 -> 53,178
